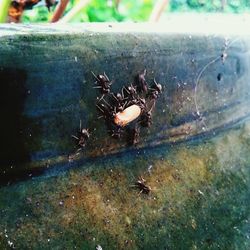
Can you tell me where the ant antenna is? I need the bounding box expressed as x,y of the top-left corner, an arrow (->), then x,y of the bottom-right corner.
91,71 -> 98,80
153,78 -> 158,86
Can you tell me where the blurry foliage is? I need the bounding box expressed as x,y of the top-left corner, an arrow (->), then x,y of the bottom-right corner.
171,0 -> 250,13
21,0 -> 154,22
21,0 -> 250,23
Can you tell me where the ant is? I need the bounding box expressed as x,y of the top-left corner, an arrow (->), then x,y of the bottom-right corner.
134,69 -> 148,93
123,83 -> 137,99
139,100 -> 155,127
72,120 -> 90,149
96,98 -> 125,138
132,176 -> 151,195
140,110 -> 153,127
111,90 -> 128,112
148,79 -> 162,100
96,97 -> 116,120
92,72 -> 112,95
94,70 -> 163,145
127,126 -> 140,145
96,91 -> 143,128
135,97 -> 146,110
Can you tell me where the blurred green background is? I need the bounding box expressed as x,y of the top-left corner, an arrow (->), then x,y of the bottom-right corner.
22,0 -> 250,23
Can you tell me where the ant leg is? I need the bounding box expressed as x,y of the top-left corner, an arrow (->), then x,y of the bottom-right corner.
122,101 -> 128,110
72,135 -> 79,140
144,99 -> 156,113
153,78 -> 159,86
148,100 -> 156,112
111,93 -> 119,102
98,94 -> 105,101
102,98 -> 112,108
79,120 -> 82,131
126,100 -> 134,107
121,87 -> 129,101
96,104 -> 105,114
121,87 -> 126,98
139,176 -> 145,182
138,190 -> 143,196
103,72 -> 110,82
76,148 -> 82,154
123,86 -> 131,95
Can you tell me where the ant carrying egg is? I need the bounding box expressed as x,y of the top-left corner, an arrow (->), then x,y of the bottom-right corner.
94,70 -> 163,144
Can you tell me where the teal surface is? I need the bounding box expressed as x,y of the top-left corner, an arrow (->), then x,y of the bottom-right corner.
0,120 -> 249,249
1,25 -> 250,183
0,24 -> 250,249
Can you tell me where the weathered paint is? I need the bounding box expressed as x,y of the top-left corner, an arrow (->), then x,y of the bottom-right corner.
0,21 -> 250,249
0,120 -> 249,249
1,24 -> 250,182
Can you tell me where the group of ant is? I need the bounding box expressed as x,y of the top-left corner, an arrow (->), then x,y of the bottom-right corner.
93,69 -> 162,145
72,69 -> 162,151
71,70 -> 161,195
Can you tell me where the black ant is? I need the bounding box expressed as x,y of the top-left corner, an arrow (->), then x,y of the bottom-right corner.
140,110 -> 153,127
132,176 -> 151,195
96,97 -> 116,120
134,69 -> 148,93
94,70 -> 163,145
148,79 -> 162,100
135,97 -> 146,109
72,120 -> 90,149
123,83 -> 137,99
123,89 -> 146,109
127,126 -> 140,145
96,91 -> 143,126
111,90 -> 128,112
92,72 -> 112,95
96,98 -> 125,138
139,100 -> 155,127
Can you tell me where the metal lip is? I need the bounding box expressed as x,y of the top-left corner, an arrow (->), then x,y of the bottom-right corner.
1,14 -> 250,36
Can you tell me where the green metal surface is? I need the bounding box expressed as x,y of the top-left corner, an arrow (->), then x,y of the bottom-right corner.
1,24 -> 250,182
0,121 -> 249,249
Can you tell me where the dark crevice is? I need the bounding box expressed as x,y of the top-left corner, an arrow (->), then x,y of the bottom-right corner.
0,68 -> 31,184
